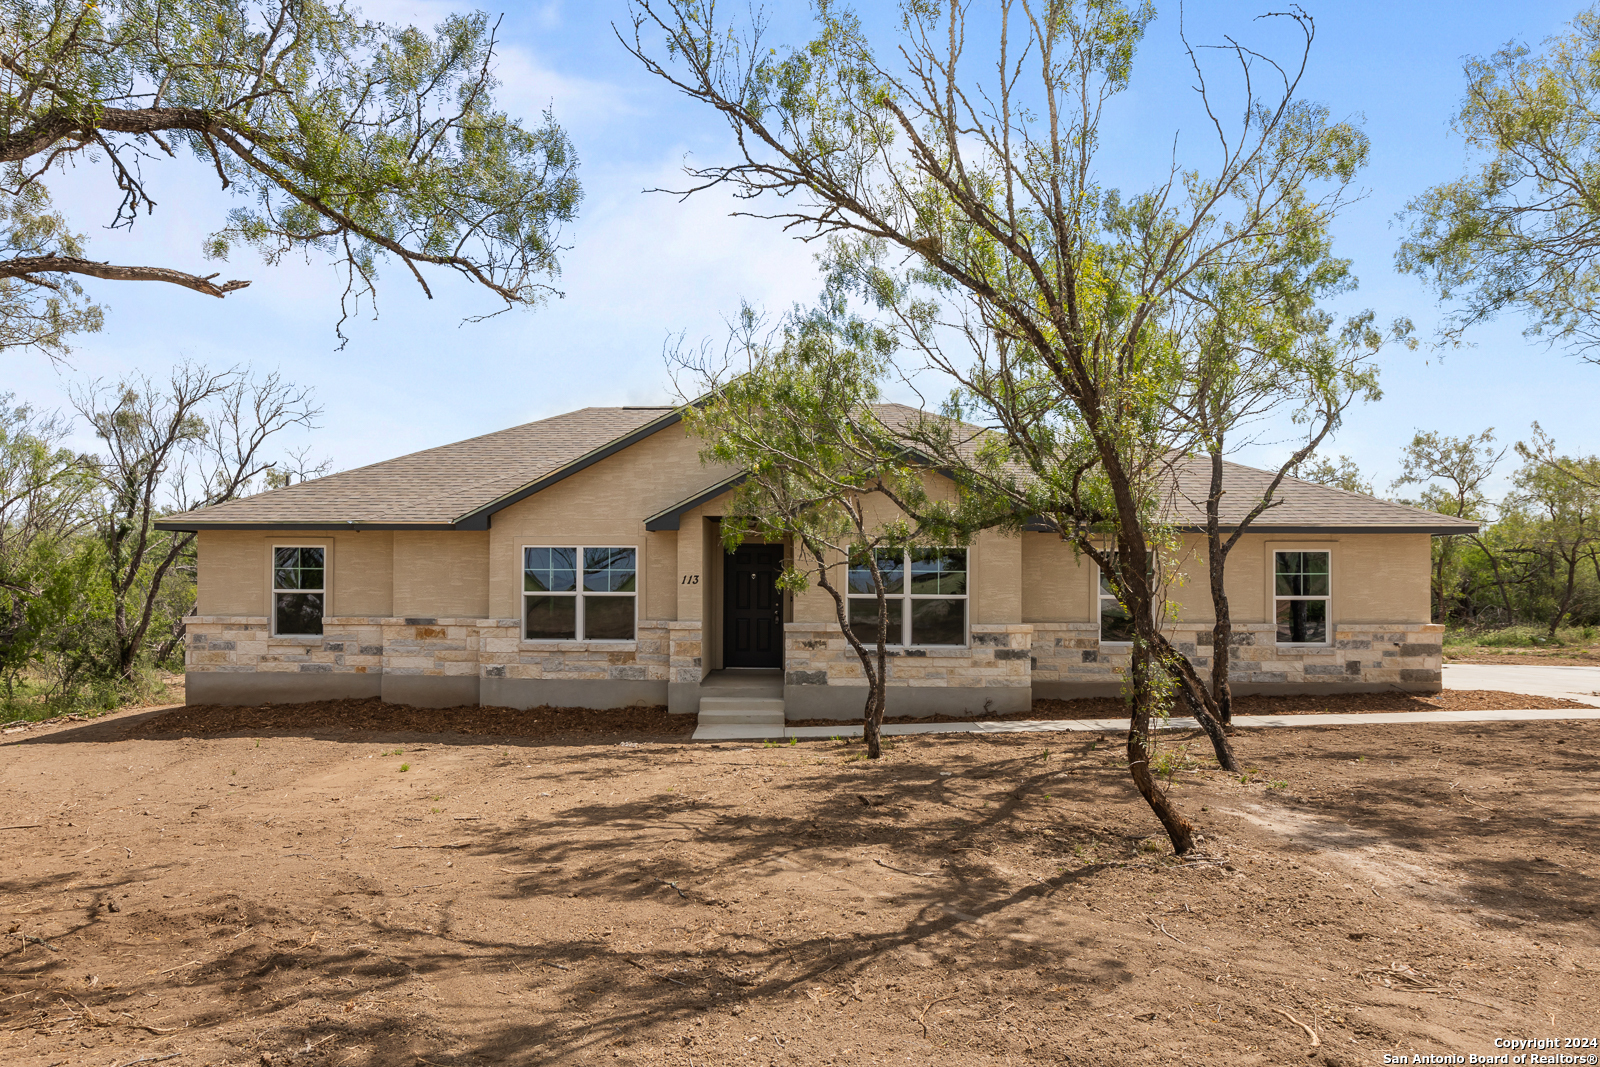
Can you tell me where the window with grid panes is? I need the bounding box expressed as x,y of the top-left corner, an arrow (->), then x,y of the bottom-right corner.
523,546 -> 637,641
1274,550 -> 1330,644
846,547 -> 967,646
272,547 -> 324,636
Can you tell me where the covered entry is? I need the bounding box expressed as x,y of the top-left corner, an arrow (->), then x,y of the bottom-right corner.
723,543 -> 783,668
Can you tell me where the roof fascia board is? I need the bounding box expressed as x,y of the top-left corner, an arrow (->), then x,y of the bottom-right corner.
1019,522 -> 1480,536
1172,523 -> 1481,535
154,521 -> 460,532
455,408 -> 687,528
644,473 -> 748,531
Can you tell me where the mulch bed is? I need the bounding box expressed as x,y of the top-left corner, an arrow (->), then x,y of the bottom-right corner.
786,688 -> 1594,727
116,689 -> 1596,741
120,698 -> 694,741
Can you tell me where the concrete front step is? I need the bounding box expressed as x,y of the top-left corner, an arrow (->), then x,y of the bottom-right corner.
696,710 -> 787,726
696,696 -> 786,728
699,696 -> 785,712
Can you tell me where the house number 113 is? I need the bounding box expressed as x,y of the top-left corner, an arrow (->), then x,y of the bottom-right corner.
681,574 -> 700,585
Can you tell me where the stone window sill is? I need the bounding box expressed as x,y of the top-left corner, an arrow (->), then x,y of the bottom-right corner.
519,640 -> 639,652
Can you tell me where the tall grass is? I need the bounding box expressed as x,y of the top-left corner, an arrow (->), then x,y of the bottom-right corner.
0,669 -> 177,725
1445,624 -> 1600,648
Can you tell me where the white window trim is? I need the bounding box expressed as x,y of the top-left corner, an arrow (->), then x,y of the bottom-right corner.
1267,543 -> 1335,647
271,544 -> 327,638
521,545 -> 640,644
845,547 -> 970,649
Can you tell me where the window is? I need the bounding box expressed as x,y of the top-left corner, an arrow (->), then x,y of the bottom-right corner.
846,547 -> 967,646
523,546 -> 637,641
273,547 -> 324,636
1275,550 -> 1330,644
1098,566 -> 1136,643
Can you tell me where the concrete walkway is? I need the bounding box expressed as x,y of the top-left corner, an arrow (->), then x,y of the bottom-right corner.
692,706 -> 1600,742
691,663 -> 1600,741
1443,662 -> 1600,706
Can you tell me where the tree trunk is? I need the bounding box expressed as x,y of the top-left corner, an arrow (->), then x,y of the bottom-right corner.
865,576 -> 890,760
1127,639 -> 1196,855
1155,637 -> 1241,773
1551,551 -> 1580,638
810,538 -> 890,760
1205,452 -> 1234,725
1473,536 -> 1515,623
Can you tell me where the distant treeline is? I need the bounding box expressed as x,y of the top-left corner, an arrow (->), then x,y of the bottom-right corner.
0,365 -> 320,718
1301,426 -> 1600,636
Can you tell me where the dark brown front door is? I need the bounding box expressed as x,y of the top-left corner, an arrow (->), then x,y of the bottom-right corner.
724,544 -> 783,668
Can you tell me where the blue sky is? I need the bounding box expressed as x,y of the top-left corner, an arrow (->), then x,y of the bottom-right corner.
8,0 -> 1593,501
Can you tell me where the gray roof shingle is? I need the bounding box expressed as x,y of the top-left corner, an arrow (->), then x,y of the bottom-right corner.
158,404 -> 1475,534
159,407 -> 676,528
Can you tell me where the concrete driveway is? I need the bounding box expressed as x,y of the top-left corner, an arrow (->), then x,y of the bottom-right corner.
1443,663 -> 1600,706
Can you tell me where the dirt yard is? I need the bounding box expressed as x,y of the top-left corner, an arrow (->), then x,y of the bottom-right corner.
1,703 -> 1596,1067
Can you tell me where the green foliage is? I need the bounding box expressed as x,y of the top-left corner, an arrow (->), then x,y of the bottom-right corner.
1400,425 -> 1600,634
1445,624 -> 1599,648
0,0 -> 582,349
1295,454 -> 1372,495
1398,4 -> 1600,360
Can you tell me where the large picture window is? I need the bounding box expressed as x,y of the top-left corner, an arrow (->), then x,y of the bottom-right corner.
1275,550 -> 1330,644
523,546 -> 637,641
846,548 -> 967,647
273,546 -> 324,636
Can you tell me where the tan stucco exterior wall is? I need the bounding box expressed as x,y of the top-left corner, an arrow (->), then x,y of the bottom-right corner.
1160,531 -> 1432,627
1020,533 -> 1094,623
196,530 -> 270,616
971,529 -> 1020,624
393,531 -> 489,618
197,529 -> 394,617
646,530 -> 678,621
485,425 -> 737,621
333,531 -> 394,616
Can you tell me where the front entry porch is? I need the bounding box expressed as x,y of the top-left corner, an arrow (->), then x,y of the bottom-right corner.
693,668 -> 785,737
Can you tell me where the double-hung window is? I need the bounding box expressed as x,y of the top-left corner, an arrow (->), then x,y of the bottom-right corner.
846,547 -> 967,646
523,547 -> 637,641
1098,567 -> 1135,643
1275,550 -> 1330,644
273,547 -> 324,636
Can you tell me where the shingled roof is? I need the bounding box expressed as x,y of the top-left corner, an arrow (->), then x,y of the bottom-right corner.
1164,457 -> 1477,534
157,404 -> 1477,535
157,407 -> 681,531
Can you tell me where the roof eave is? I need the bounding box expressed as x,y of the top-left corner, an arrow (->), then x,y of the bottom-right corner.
1170,523 -> 1482,536
643,473 -> 747,531
154,520 -> 462,533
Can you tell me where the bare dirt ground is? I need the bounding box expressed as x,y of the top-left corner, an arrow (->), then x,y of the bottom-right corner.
1,703 -> 1596,1067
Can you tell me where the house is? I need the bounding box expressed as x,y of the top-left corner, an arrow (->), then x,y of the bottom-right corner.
156,405 -> 1477,719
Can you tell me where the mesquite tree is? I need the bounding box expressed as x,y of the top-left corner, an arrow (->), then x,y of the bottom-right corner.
72,362 -> 320,679
679,306 -> 950,759
1167,252 -> 1395,723
1,0 -> 582,351
629,0 -> 1373,852
1393,429 -> 1508,623
1399,4 -> 1600,363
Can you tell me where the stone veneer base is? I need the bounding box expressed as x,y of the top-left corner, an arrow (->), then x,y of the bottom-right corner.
480,677 -> 669,711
